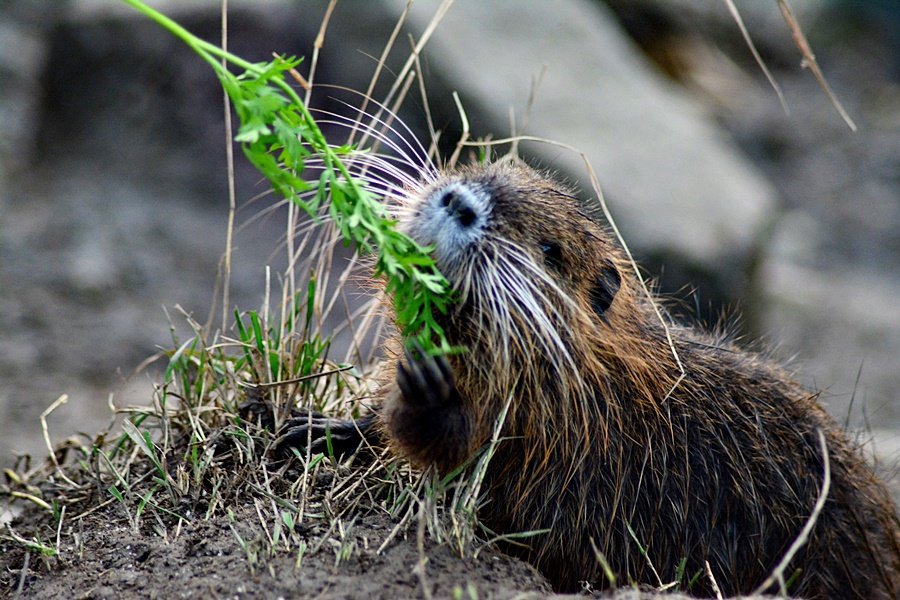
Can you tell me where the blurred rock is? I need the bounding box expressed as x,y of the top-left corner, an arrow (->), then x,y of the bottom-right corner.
762,255 -> 900,420
0,1 -> 54,191
654,1 -> 900,457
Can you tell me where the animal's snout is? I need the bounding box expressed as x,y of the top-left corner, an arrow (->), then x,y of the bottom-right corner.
439,189 -> 478,228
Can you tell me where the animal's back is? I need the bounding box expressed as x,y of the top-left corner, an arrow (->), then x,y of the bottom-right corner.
479,324 -> 900,597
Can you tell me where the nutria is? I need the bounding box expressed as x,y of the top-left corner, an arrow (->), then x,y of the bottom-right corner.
280,161 -> 900,598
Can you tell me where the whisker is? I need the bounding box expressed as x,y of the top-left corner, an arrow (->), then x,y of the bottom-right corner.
304,150 -> 423,196
314,84 -> 437,174
464,238 -> 584,385
341,155 -> 424,192
311,109 -> 429,176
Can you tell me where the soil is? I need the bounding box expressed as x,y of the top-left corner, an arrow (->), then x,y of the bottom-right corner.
0,502 -> 551,599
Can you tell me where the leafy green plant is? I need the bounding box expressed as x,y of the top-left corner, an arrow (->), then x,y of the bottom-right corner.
121,0 -> 452,351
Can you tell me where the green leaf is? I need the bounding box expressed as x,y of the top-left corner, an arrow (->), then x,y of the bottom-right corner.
122,0 -> 456,354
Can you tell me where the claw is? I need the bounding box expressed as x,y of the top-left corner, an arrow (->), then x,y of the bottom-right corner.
396,344 -> 459,408
397,360 -> 415,405
434,354 -> 454,386
421,352 -> 453,401
277,413 -> 376,458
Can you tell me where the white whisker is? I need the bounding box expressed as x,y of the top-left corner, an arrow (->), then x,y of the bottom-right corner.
454,237 -> 585,391
309,102 -> 434,179
311,112 -> 424,173
341,154 -> 424,191
319,89 -> 437,174
302,150 -> 426,207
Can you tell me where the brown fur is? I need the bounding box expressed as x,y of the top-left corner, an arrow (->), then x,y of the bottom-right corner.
375,162 -> 900,597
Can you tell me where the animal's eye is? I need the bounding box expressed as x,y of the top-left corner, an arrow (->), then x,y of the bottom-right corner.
590,260 -> 621,319
539,241 -> 563,270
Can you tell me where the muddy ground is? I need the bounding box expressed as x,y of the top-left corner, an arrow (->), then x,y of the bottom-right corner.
0,503 -> 550,599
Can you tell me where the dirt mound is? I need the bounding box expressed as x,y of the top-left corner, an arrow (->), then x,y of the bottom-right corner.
1,500 -> 550,599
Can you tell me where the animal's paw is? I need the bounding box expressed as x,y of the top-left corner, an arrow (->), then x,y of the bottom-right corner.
396,345 -> 459,408
277,412 -> 373,458
238,388 -> 276,431
387,345 -> 471,470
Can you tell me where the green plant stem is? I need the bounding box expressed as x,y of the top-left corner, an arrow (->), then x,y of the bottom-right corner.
121,0 -> 452,351
121,0 -> 328,160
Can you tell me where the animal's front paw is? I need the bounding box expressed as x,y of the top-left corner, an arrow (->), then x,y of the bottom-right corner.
277,412 -> 374,458
387,346 -> 471,470
238,388 -> 276,430
396,345 -> 460,408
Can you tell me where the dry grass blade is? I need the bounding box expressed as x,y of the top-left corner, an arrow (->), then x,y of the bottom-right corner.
218,0 -> 237,333
410,33 -> 442,168
284,55 -> 310,91
247,366 -> 354,389
722,0 -> 789,114
16,552 -> 30,594
304,0 -> 337,107
353,0 -> 455,152
347,0 -> 414,148
7,492 -> 52,512
447,92 -> 470,169
777,0 -> 857,132
753,428 -> 831,596
705,560 -> 724,600
40,395 -> 78,488
509,65 -> 547,159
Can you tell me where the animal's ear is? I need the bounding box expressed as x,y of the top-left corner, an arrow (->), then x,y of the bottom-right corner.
589,260 -> 621,318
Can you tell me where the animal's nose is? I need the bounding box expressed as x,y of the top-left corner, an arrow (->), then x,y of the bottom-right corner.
440,189 -> 477,228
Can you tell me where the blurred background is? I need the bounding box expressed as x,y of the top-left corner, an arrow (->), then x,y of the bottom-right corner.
1,0 -> 898,487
